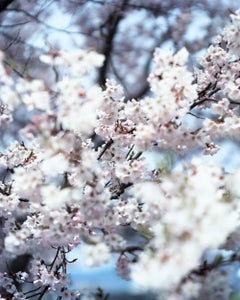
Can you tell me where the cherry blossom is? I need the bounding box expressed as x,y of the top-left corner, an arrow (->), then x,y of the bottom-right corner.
1,9 -> 240,300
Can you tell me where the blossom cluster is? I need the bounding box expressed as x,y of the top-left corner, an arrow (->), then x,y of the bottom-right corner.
1,9 -> 240,300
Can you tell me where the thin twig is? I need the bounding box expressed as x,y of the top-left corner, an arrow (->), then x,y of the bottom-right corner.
97,138 -> 114,160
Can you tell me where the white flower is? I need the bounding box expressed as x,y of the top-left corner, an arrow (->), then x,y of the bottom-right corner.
12,166 -> 43,199
181,281 -> 201,299
22,91 -> 51,112
40,152 -> 68,176
0,141 -> 33,169
41,49 -> 105,76
4,231 -> 28,255
40,185 -> 71,210
84,243 -> 110,267
105,79 -> 124,100
0,86 -> 20,110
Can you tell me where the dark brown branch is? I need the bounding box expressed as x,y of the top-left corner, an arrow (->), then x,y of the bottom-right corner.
24,286 -> 42,296
122,245 -> 143,254
187,111 -> 205,119
69,0 -> 169,15
189,97 -> 218,110
98,0 -> 129,87
19,198 -> 29,202
97,138 -> 114,160
0,31 -> 45,53
5,8 -> 88,36
0,20 -> 31,27
110,182 -> 133,199
173,251 -> 240,295
0,0 -> 14,13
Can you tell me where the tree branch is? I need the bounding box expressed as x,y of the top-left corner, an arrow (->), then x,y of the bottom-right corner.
98,0 -> 129,87
0,0 -> 15,13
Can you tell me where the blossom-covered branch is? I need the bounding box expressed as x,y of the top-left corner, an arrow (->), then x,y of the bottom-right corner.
1,9 -> 240,300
